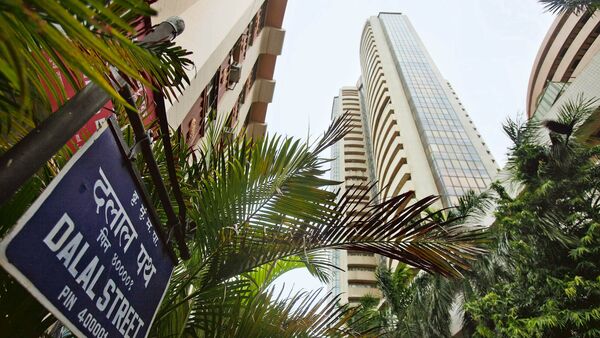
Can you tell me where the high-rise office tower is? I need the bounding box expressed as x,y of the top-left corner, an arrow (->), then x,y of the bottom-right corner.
330,12 -> 498,306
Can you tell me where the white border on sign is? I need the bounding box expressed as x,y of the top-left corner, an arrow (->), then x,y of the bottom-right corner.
0,121 -> 173,338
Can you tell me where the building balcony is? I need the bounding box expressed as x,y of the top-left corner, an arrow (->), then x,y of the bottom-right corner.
260,27 -> 285,56
347,270 -> 377,282
347,255 -> 377,266
347,285 -> 382,301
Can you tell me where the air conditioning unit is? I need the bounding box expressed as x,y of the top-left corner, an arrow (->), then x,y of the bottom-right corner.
228,63 -> 242,85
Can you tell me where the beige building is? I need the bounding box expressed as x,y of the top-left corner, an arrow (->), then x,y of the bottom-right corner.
330,89 -> 382,305
330,13 -> 498,307
527,10 -> 600,141
151,0 -> 287,145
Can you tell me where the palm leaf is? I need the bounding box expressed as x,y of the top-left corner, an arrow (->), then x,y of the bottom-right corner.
538,0 -> 600,14
181,286 -> 376,337
187,113 -> 484,283
0,0 -> 192,149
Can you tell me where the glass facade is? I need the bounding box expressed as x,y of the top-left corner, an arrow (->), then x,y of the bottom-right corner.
533,81 -> 570,119
379,13 -> 492,205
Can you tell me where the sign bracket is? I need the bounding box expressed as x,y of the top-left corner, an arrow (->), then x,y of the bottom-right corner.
106,116 -> 178,263
118,87 -> 190,260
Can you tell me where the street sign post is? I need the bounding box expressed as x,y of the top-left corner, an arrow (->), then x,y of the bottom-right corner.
0,119 -> 174,338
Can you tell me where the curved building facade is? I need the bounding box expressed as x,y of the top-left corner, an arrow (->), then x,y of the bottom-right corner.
360,22 -> 414,204
527,11 -> 600,117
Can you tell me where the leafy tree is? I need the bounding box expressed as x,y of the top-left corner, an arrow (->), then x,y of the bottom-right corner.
386,98 -> 600,337
465,97 -> 600,337
371,190 -> 499,338
345,294 -> 385,335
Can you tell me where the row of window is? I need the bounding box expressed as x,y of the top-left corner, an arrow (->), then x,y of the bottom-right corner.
379,14 -> 492,204
181,2 -> 267,146
345,158 -> 366,164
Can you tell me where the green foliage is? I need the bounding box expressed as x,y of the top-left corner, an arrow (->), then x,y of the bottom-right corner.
147,111 -> 487,336
370,190 -> 499,338
375,264 -> 421,337
0,0 -> 191,149
465,98 -> 600,337
345,294 -> 385,335
377,264 -> 415,320
372,97 -> 600,338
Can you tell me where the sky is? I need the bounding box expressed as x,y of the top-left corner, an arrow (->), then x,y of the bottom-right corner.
267,1 -> 555,293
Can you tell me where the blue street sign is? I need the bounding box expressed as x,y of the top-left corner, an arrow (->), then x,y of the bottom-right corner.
0,121 -> 174,338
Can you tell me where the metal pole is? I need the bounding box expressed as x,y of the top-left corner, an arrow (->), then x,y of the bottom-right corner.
119,87 -> 190,259
106,116 -> 179,263
153,90 -> 189,232
0,17 -> 185,206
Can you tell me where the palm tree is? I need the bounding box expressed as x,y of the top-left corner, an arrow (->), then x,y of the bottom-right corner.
538,0 -> 600,14
373,190 -> 501,338
0,1 -> 488,336
373,263 -> 418,337
0,0 -> 191,149
145,113 -> 488,336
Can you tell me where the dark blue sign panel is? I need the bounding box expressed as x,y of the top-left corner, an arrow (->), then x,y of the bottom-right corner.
0,123 -> 174,338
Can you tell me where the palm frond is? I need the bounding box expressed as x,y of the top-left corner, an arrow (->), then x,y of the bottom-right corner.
321,190 -> 488,277
191,157 -> 485,288
555,94 -> 598,140
453,189 -> 496,222
161,110 -> 487,293
0,0 -> 192,148
538,0 -> 600,14
503,115 -> 540,151
161,284 -> 377,337
403,271 -> 460,337
375,264 -> 414,328
242,254 -> 337,293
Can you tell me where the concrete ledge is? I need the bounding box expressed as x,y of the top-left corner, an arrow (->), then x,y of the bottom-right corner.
253,79 -> 276,103
246,122 -> 267,138
261,27 -> 286,56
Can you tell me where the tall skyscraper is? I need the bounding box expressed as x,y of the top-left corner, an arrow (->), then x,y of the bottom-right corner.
330,12 -> 498,306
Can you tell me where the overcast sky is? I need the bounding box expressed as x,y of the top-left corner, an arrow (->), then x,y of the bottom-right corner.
268,0 -> 555,292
